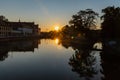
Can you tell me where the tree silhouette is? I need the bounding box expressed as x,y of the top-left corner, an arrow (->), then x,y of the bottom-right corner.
69,9 -> 98,31
61,9 -> 98,38
0,15 -> 8,22
101,6 -> 120,39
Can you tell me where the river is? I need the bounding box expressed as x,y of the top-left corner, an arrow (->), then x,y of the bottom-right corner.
0,38 -> 119,80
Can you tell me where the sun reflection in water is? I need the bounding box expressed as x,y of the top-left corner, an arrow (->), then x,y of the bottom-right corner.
54,38 -> 63,50
55,38 -> 59,44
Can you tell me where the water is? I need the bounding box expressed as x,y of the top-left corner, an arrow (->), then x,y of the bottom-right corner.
0,39 -> 118,80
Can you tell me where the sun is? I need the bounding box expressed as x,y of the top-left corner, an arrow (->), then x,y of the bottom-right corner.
54,26 -> 60,31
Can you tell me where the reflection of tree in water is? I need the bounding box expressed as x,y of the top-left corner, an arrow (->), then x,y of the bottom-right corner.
69,50 -> 97,78
101,40 -> 120,80
60,38 -> 98,80
68,38 -> 120,80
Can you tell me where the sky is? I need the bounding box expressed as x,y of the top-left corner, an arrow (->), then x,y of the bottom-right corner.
0,0 -> 120,31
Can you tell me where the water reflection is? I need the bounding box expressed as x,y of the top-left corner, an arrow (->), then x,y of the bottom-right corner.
69,51 -> 97,78
59,38 -> 103,80
0,39 -> 40,61
54,38 -> 60,45
101,39 -> 120,80
59,38 -> 120,80
0,38 -> 119,80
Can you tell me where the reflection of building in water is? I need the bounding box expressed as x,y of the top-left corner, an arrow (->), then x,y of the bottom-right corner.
0,39 -> 40,61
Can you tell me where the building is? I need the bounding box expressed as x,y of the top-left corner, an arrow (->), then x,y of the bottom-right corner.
0,19 -> 40,38
0,21 -> 11,38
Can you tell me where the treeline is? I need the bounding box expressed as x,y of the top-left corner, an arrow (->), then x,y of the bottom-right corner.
60,6 -> 120,40
0,15 -> 9,22
101,6 -> 120,38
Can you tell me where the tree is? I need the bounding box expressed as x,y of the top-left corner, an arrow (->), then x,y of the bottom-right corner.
69,9 -> 98,32
101,6 -> 120,38
0,15 -> 8,22
61,9 -> 99,38
61,25 -> 77,38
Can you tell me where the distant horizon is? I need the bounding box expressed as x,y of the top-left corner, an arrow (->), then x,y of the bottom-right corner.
0,0 -> 119,31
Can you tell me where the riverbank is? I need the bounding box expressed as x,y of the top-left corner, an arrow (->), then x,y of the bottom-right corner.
0,36 -> 41,41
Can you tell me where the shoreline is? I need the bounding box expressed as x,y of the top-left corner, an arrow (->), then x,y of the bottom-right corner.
0,36 -> 41,41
